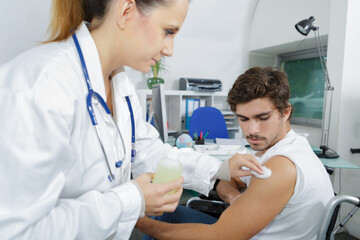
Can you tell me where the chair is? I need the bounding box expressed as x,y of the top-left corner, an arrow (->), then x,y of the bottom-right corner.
318,194 -> 360,240
188,107 -> 228,139
186,190 -> 229,218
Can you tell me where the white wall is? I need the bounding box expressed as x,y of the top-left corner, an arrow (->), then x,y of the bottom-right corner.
328,0 -> 360,237
127,0 -> 258,92
249,0 -> 330,55
0,0 -> 257,94
0,0 -> 51,64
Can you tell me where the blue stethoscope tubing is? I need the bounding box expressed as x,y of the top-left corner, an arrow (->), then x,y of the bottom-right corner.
72,33 -> 136,182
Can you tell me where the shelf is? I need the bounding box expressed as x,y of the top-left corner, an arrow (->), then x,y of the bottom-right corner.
136,89 -> 229,97
136,89 -> 239,137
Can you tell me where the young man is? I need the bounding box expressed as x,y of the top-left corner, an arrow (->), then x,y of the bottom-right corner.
136,67 -> 334,239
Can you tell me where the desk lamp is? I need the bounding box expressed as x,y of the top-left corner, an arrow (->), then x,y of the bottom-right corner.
295,16 -> 339,158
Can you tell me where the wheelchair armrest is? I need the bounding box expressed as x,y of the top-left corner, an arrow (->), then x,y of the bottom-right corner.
198,189 -> 223,202
186,196 -> 229,218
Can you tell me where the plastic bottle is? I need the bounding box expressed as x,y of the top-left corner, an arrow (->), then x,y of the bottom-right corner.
153,149 -> 183,193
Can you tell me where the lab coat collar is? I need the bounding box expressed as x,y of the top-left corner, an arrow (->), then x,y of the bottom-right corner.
73,22 -> 106,100
74,22 -> 135,98
111,71 -> 136,97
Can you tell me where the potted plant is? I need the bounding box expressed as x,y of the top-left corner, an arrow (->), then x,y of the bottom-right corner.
147,57 -> 166,89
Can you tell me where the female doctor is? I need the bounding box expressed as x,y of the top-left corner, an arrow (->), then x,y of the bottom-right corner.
0,0 -> 263,239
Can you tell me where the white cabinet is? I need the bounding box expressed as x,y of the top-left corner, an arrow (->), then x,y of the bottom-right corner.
136,89 -> 239,137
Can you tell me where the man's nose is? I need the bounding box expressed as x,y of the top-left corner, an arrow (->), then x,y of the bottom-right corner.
248,120 -> 260,135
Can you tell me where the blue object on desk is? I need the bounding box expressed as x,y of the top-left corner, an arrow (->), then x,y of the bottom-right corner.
185,99 -> 200,130
175,134 -> 194,148
189,107 -> 228,139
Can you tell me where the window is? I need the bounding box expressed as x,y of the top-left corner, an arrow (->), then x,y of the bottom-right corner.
278,48 -> 326,128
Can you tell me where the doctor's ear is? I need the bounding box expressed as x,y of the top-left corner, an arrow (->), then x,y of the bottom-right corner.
116,0 -> 137,29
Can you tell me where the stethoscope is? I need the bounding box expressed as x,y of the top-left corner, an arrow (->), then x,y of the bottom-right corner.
72,33 -> 136,182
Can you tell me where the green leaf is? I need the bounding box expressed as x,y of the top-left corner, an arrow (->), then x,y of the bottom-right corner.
151,57 -> 167,78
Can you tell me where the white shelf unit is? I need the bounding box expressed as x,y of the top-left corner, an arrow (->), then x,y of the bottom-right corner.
136,89 -> 239,136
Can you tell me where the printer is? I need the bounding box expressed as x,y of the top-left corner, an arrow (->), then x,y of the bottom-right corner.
179,78 -> 222,92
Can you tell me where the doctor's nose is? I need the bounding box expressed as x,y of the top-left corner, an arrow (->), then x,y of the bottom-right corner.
161,40 -> 174,57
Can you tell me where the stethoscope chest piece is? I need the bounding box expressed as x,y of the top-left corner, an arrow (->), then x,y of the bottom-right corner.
115,161 -> 123,168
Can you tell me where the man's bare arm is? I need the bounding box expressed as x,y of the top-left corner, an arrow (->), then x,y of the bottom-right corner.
136,156 -> 296,240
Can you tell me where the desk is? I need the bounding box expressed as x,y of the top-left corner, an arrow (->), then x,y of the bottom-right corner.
194,143 -> 249,161
312,145 -> 360,169
311,147 -> 360,185
318,157 -> 360,186
197,144 -> 360,169
319,157 -> 360,169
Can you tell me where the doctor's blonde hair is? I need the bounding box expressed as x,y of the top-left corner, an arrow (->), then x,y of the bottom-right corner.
47,0 -> 181,42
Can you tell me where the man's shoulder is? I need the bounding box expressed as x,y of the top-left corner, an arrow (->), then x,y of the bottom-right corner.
247,156 -> 296,197
263,156 -> 297,180
268,131 -> 315,161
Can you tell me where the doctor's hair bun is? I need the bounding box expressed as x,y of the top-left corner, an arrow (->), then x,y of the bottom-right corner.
84,0 -> 111,23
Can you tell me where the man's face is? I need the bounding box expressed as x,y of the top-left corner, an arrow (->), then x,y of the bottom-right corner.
235,98 -> 290,153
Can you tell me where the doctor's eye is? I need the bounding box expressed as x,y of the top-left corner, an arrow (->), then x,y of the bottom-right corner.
165,29 -> 175,36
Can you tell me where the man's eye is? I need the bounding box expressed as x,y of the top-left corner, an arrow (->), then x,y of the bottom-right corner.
260,116 -> 270,121
238,117 -> 248,122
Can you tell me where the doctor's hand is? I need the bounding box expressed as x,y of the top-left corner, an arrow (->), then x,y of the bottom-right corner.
135,173 -> 183,216
228,153 -> 263,178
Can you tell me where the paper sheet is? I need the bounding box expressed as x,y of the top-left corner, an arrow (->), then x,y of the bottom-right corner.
215,138 -> 249,146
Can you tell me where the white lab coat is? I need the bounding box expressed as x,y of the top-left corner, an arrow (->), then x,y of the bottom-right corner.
0,23 -> 222,239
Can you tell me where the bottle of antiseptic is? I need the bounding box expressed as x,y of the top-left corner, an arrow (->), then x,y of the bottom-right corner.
153,149 -> 183,193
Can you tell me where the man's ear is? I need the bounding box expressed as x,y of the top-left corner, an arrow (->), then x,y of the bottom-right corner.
116,0 -> 137,30
282,103 -> 292,121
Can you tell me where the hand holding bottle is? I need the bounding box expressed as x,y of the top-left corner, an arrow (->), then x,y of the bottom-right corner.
153,156 -> 183,193
135,173 -> 183,216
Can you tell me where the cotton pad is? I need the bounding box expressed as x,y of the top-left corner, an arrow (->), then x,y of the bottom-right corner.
251,166 -> 272,179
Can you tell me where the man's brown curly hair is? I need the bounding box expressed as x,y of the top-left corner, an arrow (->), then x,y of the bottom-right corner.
227,66 -> 292,119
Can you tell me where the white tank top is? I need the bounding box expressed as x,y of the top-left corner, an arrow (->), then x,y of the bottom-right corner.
240,130 -> 334,240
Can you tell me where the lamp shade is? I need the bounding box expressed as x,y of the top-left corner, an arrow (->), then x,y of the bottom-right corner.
295,16 -> 316,36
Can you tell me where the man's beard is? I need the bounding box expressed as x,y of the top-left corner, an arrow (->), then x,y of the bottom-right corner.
246,134 -> 268,151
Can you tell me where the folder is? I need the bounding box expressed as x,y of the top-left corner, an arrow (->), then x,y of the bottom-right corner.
185,99 -> 194,129
185,98 -> 201,129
